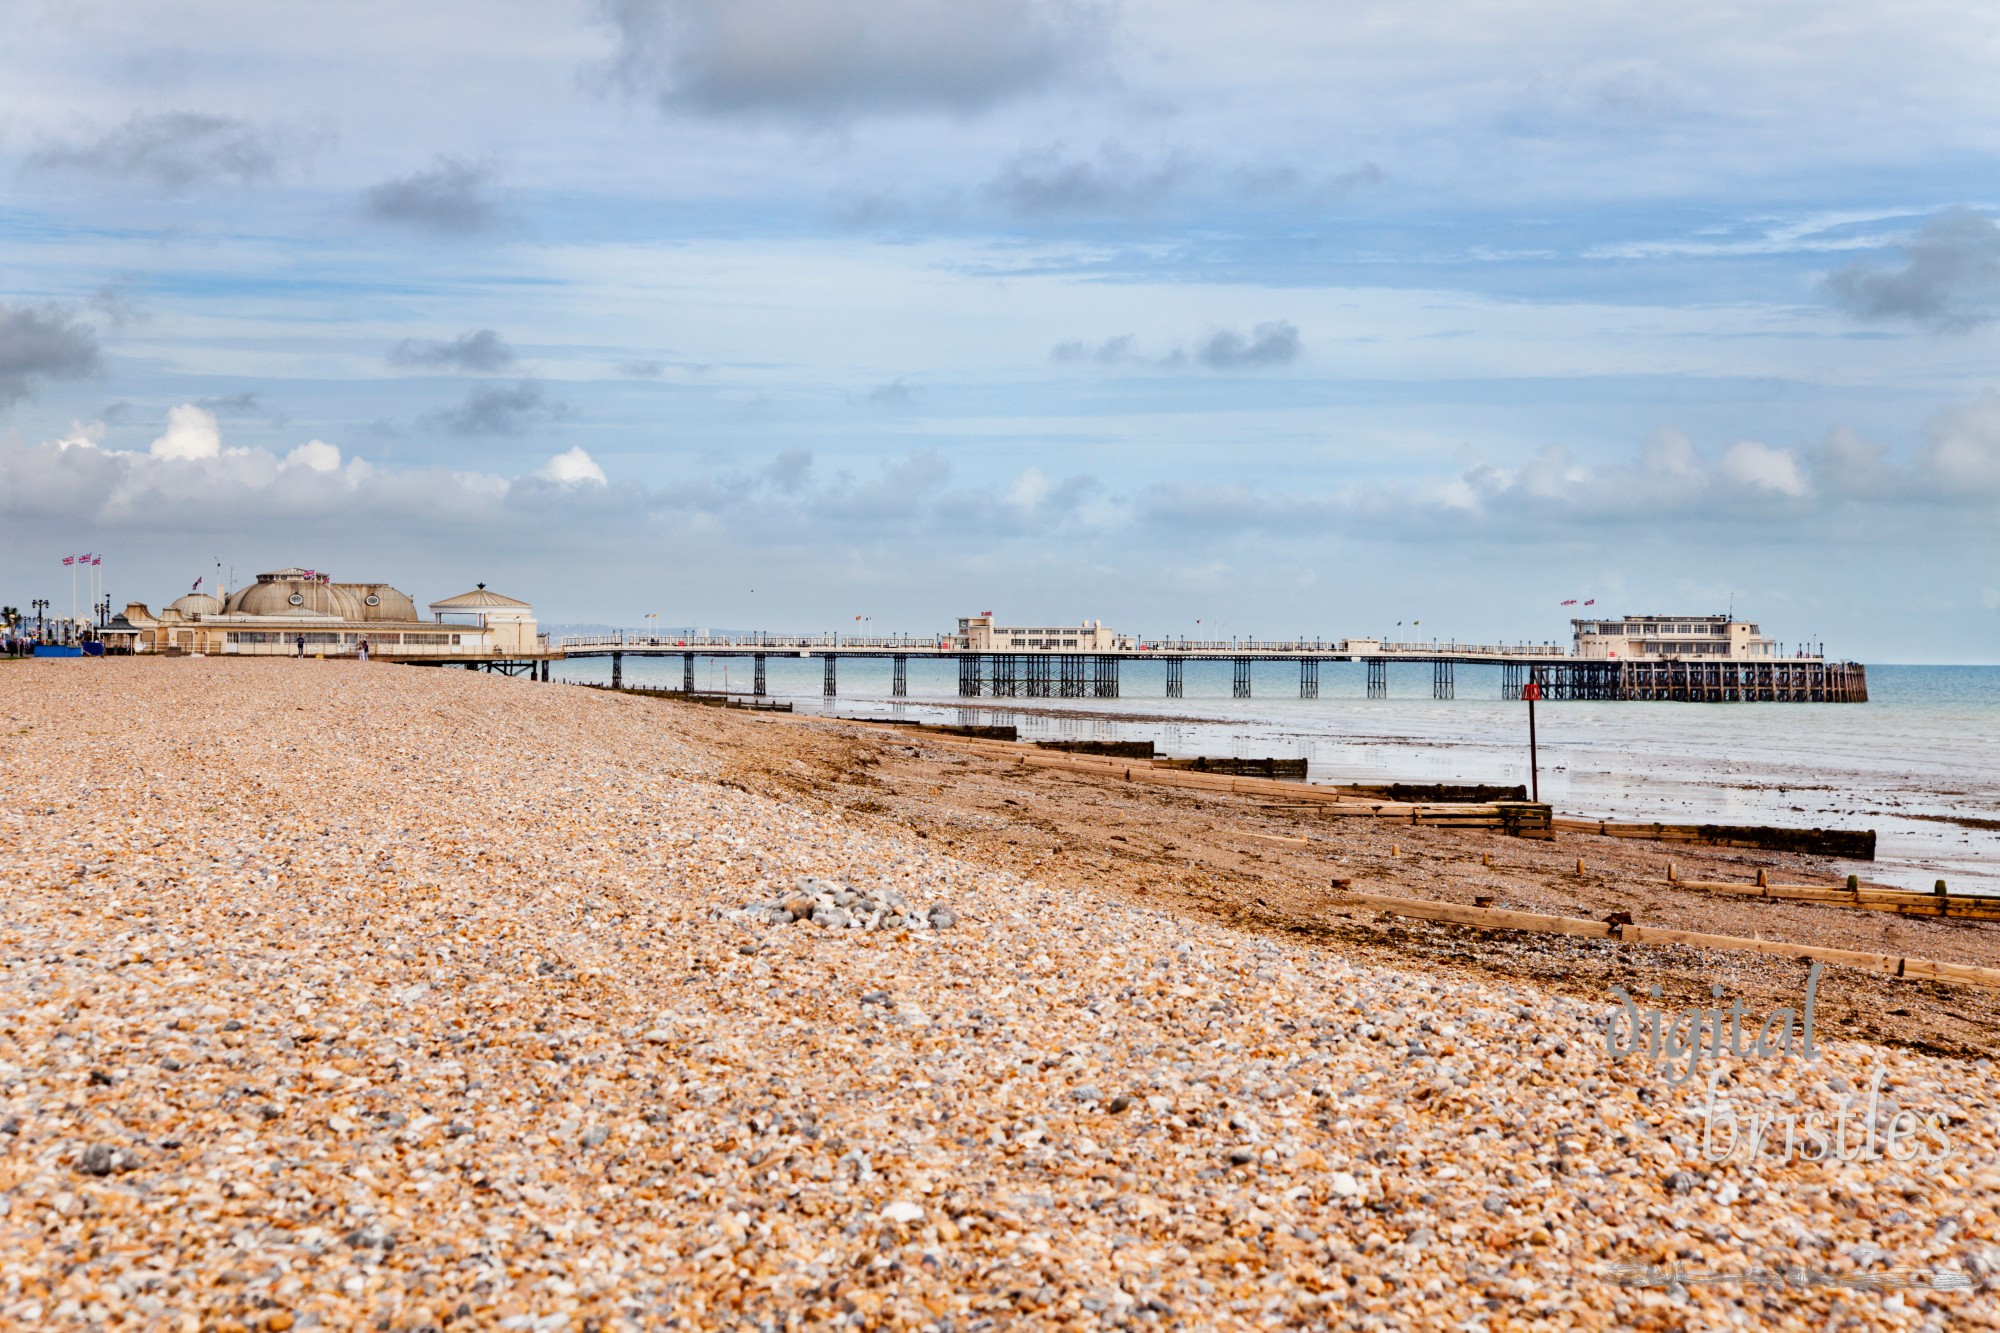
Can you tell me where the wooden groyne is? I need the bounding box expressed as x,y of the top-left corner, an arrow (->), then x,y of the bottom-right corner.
1154,756 -> 1309,781
1338,782 -> 1527,803
1035,739 -> 1157,758
1328,888 -> 2000,991
913,732 -> 1555,835
1554,817 -> 1876,861
1666,867 -> 2000,920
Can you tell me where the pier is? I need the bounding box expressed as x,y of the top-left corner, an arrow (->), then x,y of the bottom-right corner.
551,634 -> 1867,703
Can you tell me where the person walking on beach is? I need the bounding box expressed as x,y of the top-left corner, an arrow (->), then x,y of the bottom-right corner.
357,637 -> 370,662
295,634 -> 306,658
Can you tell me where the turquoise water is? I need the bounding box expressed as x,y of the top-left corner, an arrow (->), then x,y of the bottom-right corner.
555,656 -> 2000,896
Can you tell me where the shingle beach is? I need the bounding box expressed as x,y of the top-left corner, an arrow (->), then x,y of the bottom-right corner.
3,661 -> 1998,1331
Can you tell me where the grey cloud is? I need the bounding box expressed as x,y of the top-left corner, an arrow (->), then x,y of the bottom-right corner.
1823,208 -> 2000,333
1050,324 -> 1300,370
766,448 -> 812,494
1050,333 -> 1136,364
1194,321 -> 1301,369
596,0 -> 1107,119
389,329 -> 516,373
1326,162 -> 1386,194
88,283 -> 150,329
985,145 -> 1187,220
28,112 -> 302,190
423,381 -> 571,437
363,157 -> 502,236
196,391 -> 263,414
863,377 -> 914,406
617,359 -> 666,378
0,302 -> 101,409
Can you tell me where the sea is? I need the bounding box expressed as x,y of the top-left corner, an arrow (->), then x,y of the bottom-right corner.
554,656 -> 2000,897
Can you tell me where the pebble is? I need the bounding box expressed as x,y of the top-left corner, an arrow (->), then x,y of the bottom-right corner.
0,660 -> 1995,1331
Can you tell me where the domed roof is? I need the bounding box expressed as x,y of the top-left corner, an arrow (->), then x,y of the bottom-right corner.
168,593 -> 223,617
346,584 -> 419,622
226,580 -> 358,619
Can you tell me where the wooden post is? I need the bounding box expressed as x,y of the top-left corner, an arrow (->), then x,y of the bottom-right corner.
1522,678 -> 1542,802
1756,868 -> 1769,887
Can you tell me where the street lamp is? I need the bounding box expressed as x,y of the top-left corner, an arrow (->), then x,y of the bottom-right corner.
32,598 -> 50,638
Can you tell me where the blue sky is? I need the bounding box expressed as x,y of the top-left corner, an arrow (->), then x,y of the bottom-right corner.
4,0 -> 2000,658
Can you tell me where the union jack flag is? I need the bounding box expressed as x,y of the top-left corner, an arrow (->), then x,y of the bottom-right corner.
62,556 -> 75,566
1560,599 -> 1577,606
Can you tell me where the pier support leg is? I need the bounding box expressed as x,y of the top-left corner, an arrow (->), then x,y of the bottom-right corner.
753,653 -> 767,697
1092,655 -> 1120,698
1059,654 -> 1085,697
823,654 -> 837,697
1299,659 -> 1318,699
1501,662 -> 1521,701
1433,660 -> 1454,700
1366,659 -> 1386,699
1026,654 -> 1052,697
683,653 -> 695,694
1166,658 -> 1184,699
957,655 -> 982,697
991,654 -> 1018,697
611,652 -> 623,690
891,653 -> 907,697
1233,658 -> 1252,698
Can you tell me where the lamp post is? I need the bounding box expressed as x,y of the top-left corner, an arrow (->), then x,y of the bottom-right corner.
32,598 -> 50,640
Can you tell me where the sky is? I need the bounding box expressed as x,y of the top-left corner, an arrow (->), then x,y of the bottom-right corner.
3,0 -> 2000,660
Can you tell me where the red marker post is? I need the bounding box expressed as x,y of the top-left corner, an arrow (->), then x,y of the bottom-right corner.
1522,678 -> 1542,802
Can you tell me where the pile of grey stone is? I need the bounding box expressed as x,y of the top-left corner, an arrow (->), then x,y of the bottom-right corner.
725,876 -> 960,932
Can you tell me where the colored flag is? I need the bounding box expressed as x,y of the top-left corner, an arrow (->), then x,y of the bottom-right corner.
1584,598 -> 1595,606
192,577 -> 202,591
1560,599 -> 1577,606
63,556 -> 75,566
92,556 -> 101,566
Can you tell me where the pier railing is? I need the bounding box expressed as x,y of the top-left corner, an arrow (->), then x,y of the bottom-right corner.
556,632 -> 1574,656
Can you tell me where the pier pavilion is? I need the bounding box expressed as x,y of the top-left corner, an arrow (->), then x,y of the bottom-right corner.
122,569 -> 552,671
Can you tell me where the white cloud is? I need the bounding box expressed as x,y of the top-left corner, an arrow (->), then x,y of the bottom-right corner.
55,419 -> 106,451
1006,465 -> 1051,509
1719,440 -> 1806,497
149,403 -> 222,460
1918,390 -> 2000,491
538,445 -> 608,487
285,439 -> 342,472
